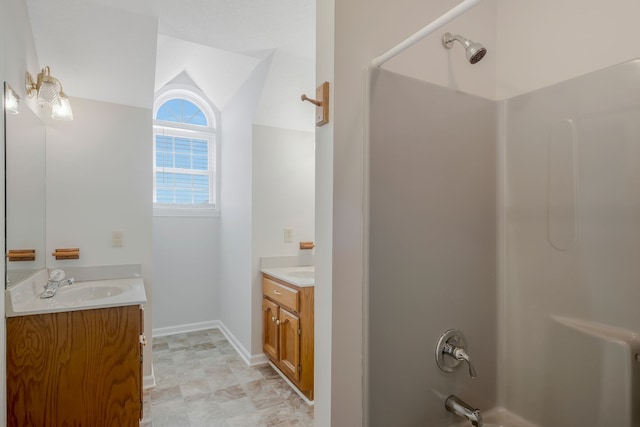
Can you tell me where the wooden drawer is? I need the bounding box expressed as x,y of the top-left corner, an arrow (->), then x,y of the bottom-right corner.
263,276 -> 299,312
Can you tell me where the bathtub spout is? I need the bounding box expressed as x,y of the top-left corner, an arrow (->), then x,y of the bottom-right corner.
445,395 -> 483,427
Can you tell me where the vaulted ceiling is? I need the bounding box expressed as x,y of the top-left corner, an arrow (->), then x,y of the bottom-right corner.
25,0 -> 315,111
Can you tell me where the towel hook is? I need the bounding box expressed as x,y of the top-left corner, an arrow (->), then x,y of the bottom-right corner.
301,81 -> 330,126
301,94 -> 322,106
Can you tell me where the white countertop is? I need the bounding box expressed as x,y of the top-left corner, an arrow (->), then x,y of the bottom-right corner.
6,267 -> 147,317
261,265 -> 315,287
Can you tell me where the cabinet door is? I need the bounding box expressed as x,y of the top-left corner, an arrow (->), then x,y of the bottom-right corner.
263,298 -> 279,360
7,306 -> 141,427
279,308 -> 301,381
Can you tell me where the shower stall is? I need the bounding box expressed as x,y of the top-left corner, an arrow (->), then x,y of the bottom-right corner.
363,3 -> 640,426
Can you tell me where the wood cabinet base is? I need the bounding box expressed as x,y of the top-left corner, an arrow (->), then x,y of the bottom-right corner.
262,274 -> 314,401
7,305 -> 143,427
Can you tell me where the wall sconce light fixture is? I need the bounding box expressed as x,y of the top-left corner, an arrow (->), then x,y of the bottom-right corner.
5,84 -> 20,115
25,66 -> 73,121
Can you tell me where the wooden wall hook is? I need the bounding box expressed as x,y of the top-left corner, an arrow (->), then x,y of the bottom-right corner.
52,248 -> 80,260
299,241 -> 315,250
301,81 -> 329,126
301,94 -> 322,106
7,249 -> 36,262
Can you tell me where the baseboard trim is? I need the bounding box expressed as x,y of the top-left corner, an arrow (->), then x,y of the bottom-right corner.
250,352 -> 269,366
268,361 -> 314,406
216,322 -> 269,367
143,364 -> 156,389
152,320 -> 221,337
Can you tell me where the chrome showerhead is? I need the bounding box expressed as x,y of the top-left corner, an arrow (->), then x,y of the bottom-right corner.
442,32 -> 487,64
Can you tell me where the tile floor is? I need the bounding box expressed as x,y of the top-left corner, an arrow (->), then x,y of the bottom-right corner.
141,329 -> 314,427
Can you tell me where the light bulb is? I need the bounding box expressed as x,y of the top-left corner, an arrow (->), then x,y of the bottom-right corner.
51,92 -> 73,121
5,88 -> 19,114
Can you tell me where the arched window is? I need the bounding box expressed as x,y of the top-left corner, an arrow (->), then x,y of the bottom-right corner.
153,87 -> 219,216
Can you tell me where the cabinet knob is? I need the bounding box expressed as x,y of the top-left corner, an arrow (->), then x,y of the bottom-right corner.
271,316 -> 276,322
276,319 -> 281,325
273,290 -> 282,296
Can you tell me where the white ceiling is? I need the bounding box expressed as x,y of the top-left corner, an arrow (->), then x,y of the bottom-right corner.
154,34 -> 263,109
25,0 -> 316,108
83,0 -> 316,59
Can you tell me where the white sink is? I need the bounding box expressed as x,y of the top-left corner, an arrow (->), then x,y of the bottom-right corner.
56,283 -> 128,304
261,266 -> 315,287
6,270 -> 147,317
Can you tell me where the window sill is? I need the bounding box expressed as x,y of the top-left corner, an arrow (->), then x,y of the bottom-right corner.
153,205 -> 220,218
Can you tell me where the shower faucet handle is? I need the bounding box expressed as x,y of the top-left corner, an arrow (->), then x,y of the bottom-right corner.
435,329 -> 477,378
444,343 -> 477,378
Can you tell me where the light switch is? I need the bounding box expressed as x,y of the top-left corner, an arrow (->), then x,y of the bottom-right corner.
284,227 -> 293,243
112,231 -> 123,247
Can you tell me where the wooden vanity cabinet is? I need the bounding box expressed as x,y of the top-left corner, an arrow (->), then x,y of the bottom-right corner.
6,305 -> 144,427
262,274 -> 314,400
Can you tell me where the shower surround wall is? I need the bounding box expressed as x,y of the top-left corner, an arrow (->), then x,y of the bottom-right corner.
502,59 -> 640,426
368,68 -> 497,426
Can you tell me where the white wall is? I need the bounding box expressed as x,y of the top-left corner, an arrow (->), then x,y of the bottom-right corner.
219,58 -> 270,358
338,1 -> 498,99
152,217 -> 220,331
27,0 -> 158,109
254,51 -> 316,132
314,0 -> 334,424
496,0 -> 640,100
45,97 -> 154,379
251,125 -> 315,258
251,124 -> 315,354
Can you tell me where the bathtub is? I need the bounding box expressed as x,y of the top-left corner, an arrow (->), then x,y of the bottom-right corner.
451,315 -> 640,427
478,408 -> 539,427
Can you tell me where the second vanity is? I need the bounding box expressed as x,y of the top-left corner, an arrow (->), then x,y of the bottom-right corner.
261,265 -> 314,402
5,265 -> 147,427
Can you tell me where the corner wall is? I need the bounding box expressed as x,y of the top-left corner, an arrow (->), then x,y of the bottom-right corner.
251,124 -> 315,354
497,1 -> 640,422
219,58 -> 270,359
501,59 -> 640,426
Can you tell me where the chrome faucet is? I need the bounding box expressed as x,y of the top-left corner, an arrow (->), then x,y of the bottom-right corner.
40,269 -> 74,298
435,329 -> 477,378
445,395 -> 483,427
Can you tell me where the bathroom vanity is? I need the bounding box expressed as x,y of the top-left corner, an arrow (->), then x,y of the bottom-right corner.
261,266 -> 314,401
5,269 -> 147,427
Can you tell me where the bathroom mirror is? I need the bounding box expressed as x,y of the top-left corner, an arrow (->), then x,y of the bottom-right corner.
4,81 -> 47,287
